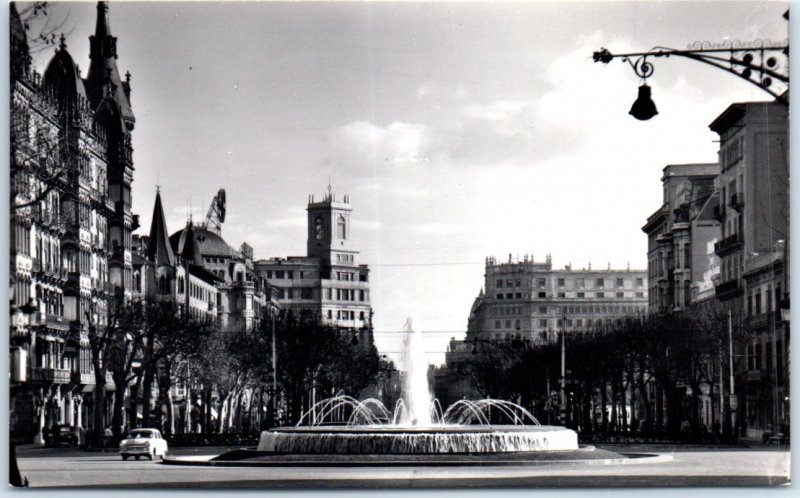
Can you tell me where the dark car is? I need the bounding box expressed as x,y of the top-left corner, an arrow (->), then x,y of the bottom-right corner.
45,425 -> 83,448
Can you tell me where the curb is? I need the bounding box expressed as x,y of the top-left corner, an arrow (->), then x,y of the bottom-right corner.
162,452 -> 673,468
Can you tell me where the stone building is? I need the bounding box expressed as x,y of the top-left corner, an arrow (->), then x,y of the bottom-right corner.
641,163 -> 721,315
467,255 -> 647,343
10,2 -> 137,443
254,188 -> 372,332
709,100 -> 789,439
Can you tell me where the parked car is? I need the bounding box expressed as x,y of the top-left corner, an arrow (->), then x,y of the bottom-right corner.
45,426 -> 83,448
119,428 -> 168,460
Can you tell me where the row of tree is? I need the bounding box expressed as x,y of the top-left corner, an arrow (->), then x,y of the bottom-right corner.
88,299 -> 386,446
466,304 -> 744,439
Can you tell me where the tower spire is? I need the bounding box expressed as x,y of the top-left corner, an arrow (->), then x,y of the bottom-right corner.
87,1 -> 135,124
147,189 -> 176,267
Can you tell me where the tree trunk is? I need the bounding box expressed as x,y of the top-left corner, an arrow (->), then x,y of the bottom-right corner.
141,362 -> 155,429
128,373 -> 142,429
92,369 -> 106,448
619,377 -> 628,433
112,372 -> 127,437
600,380 -> 608,433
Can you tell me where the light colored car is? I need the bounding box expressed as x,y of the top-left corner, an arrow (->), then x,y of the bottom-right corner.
119,429 -> 168,461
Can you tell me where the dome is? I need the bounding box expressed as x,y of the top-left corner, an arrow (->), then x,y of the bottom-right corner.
169,226 -> 236,259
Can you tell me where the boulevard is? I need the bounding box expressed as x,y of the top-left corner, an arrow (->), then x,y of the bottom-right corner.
16,445 -> 790,488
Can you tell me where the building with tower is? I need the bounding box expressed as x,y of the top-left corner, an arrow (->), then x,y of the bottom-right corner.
10,2 -> 138,443
254,188 -> 372,331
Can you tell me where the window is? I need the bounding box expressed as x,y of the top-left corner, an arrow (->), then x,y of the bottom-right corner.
539,319 -> 548,328
359,311 -> 365,321
558,278 -> 565,287
537,278 -> 546,288
755,290 -> 762,315
309,217 -> 324,243
558,292 -> 566,298
505,320 -> 511,328
636,278 -> 644,287
266,271 -> 273,278
494,320 -> 501,329
515,293 -> 522,299
497,294 -> 504,300
515,319 -> 520,329
337,215 -> 346,239
616,278 -> 624,287
538,306 -> 547,314
515,280 -> 521,288
275,270 -> 284,279
577,292 -> 585,298
616,292 -> 624,298
576,278 -> 585,288
287,271 -> 294,279
506,293 -> 513,299
596,278 -> 604,288
538,292 -> 546,298
597,292 -> 605,298
497,279 -> 503,288
635,292 -> 644,298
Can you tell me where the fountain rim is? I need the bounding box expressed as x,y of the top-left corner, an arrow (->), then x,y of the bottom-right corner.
265,425 -> 568,434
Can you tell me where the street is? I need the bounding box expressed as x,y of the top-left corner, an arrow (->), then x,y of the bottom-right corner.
15,444 -> 790,489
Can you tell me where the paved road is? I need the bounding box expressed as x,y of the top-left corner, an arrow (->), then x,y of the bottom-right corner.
16,445 -> 790,488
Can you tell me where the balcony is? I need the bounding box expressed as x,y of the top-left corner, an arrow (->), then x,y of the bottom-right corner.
746,369 -> 766,382
745,310 -> 782,331
715,278 -> 743,299
29,367 -> 71,384
70,372 -> 95,385
730,192 -> 744,212
714,233 -> 743,257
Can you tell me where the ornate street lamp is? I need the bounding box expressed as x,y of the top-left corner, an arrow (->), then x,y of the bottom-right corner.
593,12 -> 789,119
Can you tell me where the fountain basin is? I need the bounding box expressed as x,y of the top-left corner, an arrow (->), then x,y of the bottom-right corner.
257,425 -> 578,454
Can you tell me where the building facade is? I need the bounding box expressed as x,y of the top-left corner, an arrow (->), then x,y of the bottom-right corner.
709,100 -> 789,439
467,255 -> 648,343
10,2 -> 137,443
642,163 -> 721,315
254,189 -> 372,331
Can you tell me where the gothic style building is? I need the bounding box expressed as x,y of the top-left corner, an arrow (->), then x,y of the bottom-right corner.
10,2 -> 137,443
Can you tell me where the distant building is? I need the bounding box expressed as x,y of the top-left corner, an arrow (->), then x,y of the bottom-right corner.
254,188 -> 372,331
467,255 -> 647,343
641,163 -> 720,314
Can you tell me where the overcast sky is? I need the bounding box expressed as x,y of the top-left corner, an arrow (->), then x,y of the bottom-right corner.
27,1 -> 788,365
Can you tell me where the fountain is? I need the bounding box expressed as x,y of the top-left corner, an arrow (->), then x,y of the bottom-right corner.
256,318 -> 579,454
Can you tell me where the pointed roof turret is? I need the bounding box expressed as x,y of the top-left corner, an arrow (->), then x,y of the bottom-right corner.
10,3 -> 31,77
146,189 -> 176,267
86,1 -> 134,124
175,222 -> 205,267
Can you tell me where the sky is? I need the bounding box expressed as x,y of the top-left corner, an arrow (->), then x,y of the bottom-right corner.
24,0 -> 788,366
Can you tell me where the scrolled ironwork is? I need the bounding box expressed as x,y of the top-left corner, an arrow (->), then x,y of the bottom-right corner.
593,36 -> 789,106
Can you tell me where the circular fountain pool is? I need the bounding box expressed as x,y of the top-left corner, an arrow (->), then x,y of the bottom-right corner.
258,424 -> 578,454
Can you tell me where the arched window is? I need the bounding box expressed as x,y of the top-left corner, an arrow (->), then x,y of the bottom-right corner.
314,216 -> 323,240
336,215 -> 346,240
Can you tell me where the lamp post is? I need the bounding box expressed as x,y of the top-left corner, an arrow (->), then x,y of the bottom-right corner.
593,15 -> 789,119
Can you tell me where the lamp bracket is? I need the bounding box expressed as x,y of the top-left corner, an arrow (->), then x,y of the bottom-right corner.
593,38 -> 789,105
